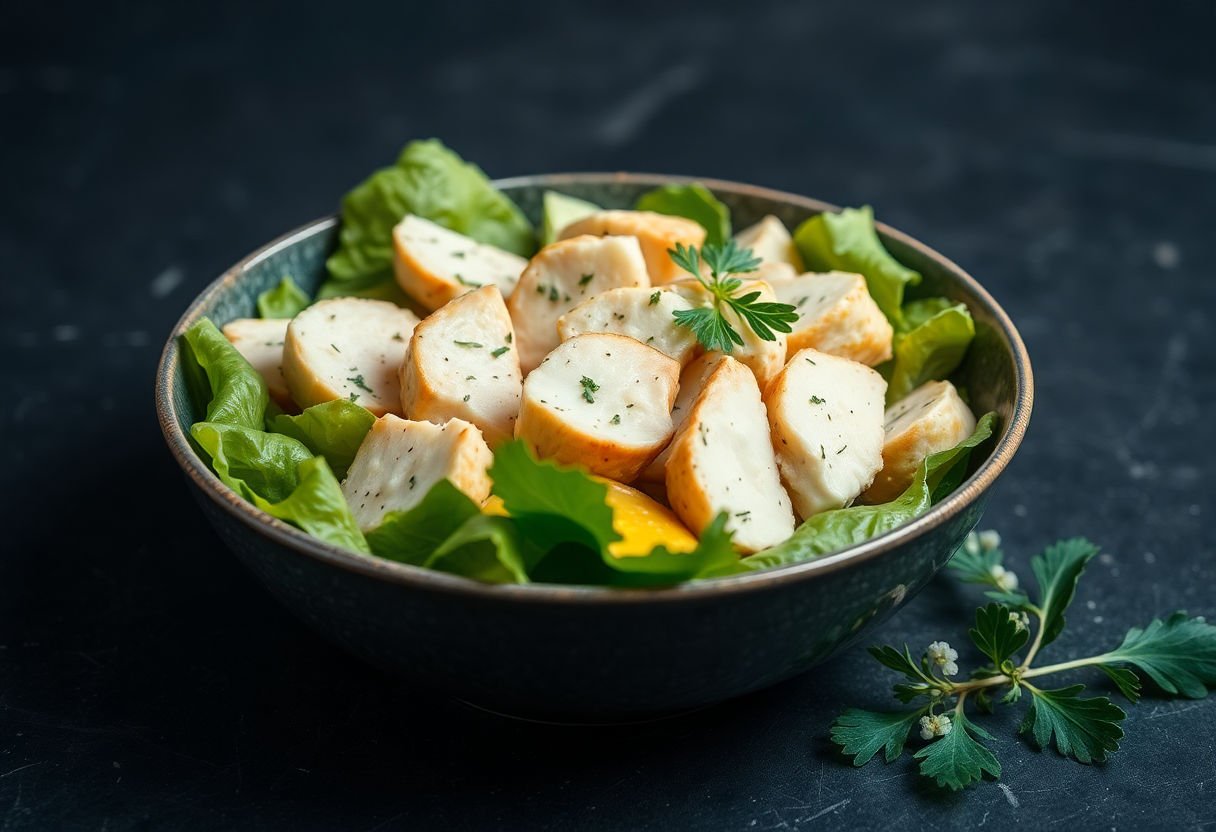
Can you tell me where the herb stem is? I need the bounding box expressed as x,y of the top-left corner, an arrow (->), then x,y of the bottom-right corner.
1018,605 -> 1048,671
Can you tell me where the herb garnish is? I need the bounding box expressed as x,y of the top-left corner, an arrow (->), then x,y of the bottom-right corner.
668,241 -> 798,353
579,273 -> 594,287
454,340 -> 483,349
454,274 -> 481,287
649,290 -> 661,306
610,414 -> 620,425
346,374 -> 373,393
831,532 -> 1216,791
580,376 -> 600,403
810,395 -> 826,405
491,346 -> 510,358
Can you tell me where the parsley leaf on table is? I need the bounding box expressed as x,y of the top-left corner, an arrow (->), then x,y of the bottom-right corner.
912,708 -> 1002,791
1020,684 -> 1125,764
830,530 -> 1216,790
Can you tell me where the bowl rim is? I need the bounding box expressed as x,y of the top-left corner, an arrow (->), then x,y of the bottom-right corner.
155,172 -> 1033,605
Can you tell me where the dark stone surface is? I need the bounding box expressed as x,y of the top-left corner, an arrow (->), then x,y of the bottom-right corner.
2,0 -> 1213,828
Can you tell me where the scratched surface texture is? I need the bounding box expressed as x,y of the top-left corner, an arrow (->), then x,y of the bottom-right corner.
2,0 -> 1214,829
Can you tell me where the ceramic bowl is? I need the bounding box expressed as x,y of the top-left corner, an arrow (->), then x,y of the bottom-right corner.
155,173 -> 1032,722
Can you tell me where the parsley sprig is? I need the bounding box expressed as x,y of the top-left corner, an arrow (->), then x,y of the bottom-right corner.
667,241 -> 798,353
831,532 -> 1216,790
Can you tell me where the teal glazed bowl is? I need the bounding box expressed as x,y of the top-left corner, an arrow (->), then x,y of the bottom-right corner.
155,174 -> 1032,722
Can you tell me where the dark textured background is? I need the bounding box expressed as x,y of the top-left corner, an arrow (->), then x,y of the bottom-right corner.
3,1 -> 1214,828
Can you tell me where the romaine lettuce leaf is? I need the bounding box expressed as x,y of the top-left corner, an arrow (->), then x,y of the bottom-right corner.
427,514 -> 530,584
742,413 -> 997,571
793,206 -> 920,328
267,400 -> 375,479
256,276 -> 310,319
181,318 -> 267,430
180,318 -> 369,553
488,440 -> 622,555
321,139 -> 535,298
541,190 -> 601,245
884,301 -> 975,403
364,479 -> 483,565
635,183 -> 731,246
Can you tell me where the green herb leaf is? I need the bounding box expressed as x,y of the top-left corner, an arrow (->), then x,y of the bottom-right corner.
671,305 -> 744,353
1097,665 -> 1143,703
267,399 -> 375,479
1097,612 -> 1216,699
1020,685 -> 1125,764
913,710 -> 1001,790
744,413 -> 996,570
635,183 -> 731,246
1030,538 -> 1100,648
831,707 -> 926,766
321,139 -> 534,297
792,205 -> 921,328
256,275 -> 310,319
579,376 -> 600,403
490,345 -> 510,358
454,340 -> 484,349
970,603 -> 1030,667
668,241 -> 797,353
868,644 -> 928,683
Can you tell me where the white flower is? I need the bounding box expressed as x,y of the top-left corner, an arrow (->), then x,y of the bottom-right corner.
1009,611 -> 1030,631
919,713 -> 953,740
962,532 -> 981,556
927,641 -> 960,677
990,564 -> 1019,592
978,530 -> 1002,551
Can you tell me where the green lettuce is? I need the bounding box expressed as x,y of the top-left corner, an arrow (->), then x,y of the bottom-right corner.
321,139 -> 535,298
181,318 -> 267,430
541,190 -> 601,245
180,319 -> 369,553
743,413 -> 997,572
256,276 -> 310,319
635,183 -> 731,246
793,206 -> 920,328
884,301 -> 975,403
267,400 -> 375,479
364,479 -> 483,566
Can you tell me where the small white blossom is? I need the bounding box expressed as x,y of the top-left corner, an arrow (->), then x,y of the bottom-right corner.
978,530 -> 1002,551
990,564 -> 1019,592
1009,611 -> 1030,631
962,532 -> 981,556
919,713 -> 953,740
927,641 -> 960,677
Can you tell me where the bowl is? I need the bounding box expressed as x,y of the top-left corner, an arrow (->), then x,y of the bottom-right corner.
155,173 -> 1032,722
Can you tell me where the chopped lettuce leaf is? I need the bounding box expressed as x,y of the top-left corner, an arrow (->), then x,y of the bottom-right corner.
256,276 -> 310,319
742,413 -> 997,571
541,190 -> 601,245
883,301 -> 975,403
365,478 -> 483,564
428,514 -> 531,584
267,400 -> 375,479
257,456 -> 370,553
793,206 -> 920,328
488,440 -> 621,555
180,318 -> 369,553
321,139 -> 535,298
181,318 -> 267,430
635,183 -> 731,246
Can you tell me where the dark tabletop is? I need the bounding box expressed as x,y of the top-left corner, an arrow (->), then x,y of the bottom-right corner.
3,0 -> 1215,828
